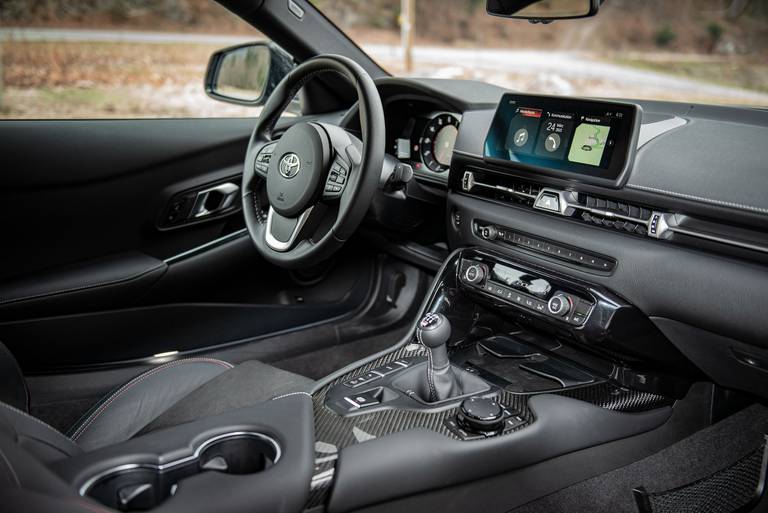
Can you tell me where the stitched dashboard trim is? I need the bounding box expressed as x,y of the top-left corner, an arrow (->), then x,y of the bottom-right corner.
626,183 -> 768,215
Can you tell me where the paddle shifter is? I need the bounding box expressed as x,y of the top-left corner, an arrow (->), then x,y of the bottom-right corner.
416,313 -> 459,402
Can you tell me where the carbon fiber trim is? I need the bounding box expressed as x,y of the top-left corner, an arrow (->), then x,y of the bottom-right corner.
307,444 -> 337,510
307,344 -> 674,509
557,382 -> 674,413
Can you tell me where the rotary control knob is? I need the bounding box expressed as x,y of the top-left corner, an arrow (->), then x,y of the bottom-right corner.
457,396 -> 504,433
547,293 -> 572,316
463,264 -> 486,285
480,225 -> 498,240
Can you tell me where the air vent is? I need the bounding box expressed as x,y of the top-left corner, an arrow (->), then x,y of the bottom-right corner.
460,169 -> 541,208
575,193 -> 653,236
459,168 -> 659,238
459,168 -> 768,262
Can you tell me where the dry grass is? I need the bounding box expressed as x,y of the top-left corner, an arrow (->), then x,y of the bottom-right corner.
3,41 -> 217,88
0,41 -> 260,118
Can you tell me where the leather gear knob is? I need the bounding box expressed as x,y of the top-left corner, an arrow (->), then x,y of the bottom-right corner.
416,313 -> 451,350
416,313 -> 455,401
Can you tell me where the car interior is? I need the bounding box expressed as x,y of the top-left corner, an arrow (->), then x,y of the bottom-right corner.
1,0 -> 768,512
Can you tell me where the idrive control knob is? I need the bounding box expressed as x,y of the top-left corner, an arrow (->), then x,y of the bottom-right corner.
548,293 -> 572,316
457,396 -> 504,433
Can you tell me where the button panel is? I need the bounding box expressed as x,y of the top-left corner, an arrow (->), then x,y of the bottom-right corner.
474,223 -> 615,272
323,158 -> 349,199
372,360 -> 408,377
459,258 -> 593,327
254,142 -> 277,175
343,359 -> 409,389
344,389 -> 381,409
343,371 -> 380,389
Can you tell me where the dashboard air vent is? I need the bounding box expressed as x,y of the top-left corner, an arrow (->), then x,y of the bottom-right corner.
460,170 -> 541,208
575,193 -> 654,236
459,168 -> 660,239
458,167 -> 768,262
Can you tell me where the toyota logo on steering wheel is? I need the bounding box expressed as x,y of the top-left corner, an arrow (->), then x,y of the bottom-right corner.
278,153 -> 301,179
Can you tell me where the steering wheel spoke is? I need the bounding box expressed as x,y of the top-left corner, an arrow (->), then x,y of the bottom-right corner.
264,206 -> 322,252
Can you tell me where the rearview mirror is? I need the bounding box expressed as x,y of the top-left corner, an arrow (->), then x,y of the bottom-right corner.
205,42 -> 294,106
486,0 -> 601,21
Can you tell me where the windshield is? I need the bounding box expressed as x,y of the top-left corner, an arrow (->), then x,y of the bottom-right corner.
314,0 -> 768,107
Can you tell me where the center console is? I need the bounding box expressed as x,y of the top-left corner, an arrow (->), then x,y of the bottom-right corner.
309,247 -> 695,512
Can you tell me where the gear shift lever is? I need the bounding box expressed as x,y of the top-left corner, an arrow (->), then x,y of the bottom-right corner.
416,313 -> 457,401
391,312 -> 487,403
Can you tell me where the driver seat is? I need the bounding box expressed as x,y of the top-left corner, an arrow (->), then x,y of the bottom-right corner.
0,342 -> 313,454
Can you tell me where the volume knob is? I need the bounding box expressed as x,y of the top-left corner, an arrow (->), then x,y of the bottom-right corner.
547,293 -> 572,316
464,264 -> 486,285
480,225 -> 498,240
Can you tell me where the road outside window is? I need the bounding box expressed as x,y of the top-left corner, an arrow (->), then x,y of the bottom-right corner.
0,0 -> 271,119
316,0 -> 768,107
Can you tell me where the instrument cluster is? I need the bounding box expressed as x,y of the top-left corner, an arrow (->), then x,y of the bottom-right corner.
388,104 -> 461,179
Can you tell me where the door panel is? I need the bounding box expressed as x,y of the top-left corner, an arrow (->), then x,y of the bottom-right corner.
0,119 -> 255,282
0,251 -> 166,321
0,114 -> 377,372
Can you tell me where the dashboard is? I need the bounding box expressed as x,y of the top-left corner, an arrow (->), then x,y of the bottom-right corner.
352,76 -> 768,402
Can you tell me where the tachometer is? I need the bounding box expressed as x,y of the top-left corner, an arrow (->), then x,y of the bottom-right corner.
419,114 -> 460,173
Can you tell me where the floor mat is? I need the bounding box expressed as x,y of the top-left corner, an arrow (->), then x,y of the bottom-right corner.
272,322 -> 414,380
511,403 -> 768,513
634,439 -> 767,513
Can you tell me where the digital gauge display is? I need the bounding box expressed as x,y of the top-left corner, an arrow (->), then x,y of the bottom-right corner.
420,113 -> 460,173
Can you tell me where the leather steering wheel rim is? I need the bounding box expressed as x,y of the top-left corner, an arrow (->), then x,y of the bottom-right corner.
241,54 -> 384,269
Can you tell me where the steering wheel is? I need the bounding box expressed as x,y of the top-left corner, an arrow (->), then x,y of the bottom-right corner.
241,54 -> 384,269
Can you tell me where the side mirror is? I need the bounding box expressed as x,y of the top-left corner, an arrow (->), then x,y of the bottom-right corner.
487,0 -> 601,22
205,42 -> 294,106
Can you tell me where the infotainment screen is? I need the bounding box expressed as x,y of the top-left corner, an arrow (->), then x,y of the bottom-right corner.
484,94 -> 640,184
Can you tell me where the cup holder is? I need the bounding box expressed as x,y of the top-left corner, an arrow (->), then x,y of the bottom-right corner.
83,432 -> 280,511
198,435 -> 277,475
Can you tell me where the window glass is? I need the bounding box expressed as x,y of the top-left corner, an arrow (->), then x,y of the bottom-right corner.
315,0 -> 768,107
0,0 -> 274,119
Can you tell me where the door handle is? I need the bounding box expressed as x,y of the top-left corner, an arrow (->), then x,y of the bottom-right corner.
190,182 -> 240,218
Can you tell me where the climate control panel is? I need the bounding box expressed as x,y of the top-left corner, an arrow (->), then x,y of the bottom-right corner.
459,257 -> 594,326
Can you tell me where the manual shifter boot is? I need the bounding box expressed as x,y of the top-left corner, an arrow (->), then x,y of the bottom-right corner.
416,313 -> 456,401
392,313 -> 489,403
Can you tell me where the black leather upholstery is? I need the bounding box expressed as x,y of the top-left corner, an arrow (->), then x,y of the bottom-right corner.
0,354 -> 313,453
0,342 -> 27,411
138,359 -> 314,435
0,401 -> 81,464
68,358 -> 234,451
